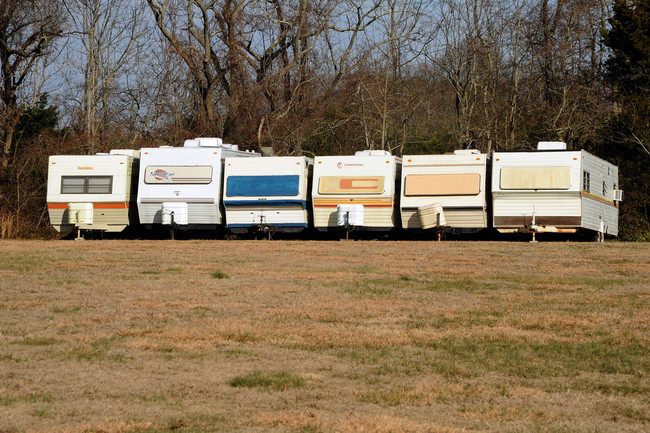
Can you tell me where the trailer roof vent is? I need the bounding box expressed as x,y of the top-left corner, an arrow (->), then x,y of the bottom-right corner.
109,149 -> 140,158
537,141 -> 567,150
453,149 -> 480,155
194,137 -> 224,148
355,150 -> 391,156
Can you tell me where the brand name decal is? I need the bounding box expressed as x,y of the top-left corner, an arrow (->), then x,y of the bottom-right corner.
151,168 -> 175,181
337,162 -> 364,169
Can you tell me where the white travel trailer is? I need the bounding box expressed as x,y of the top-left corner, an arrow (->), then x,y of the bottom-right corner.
137,138 -> 259,230
312,150 -> 401,231
223,156 -> 312,234
400,150 -> 489,232
47,149 -> 140,234
492,142 -> 622,238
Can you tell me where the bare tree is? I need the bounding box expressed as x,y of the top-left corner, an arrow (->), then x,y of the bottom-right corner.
426,0 -> 483,149
146,0 -> 249,135
517,0 -> 611,146
348,0 -> 434,152
63,0 -> 149,153
504,0 -> 529,149
146,0 -> 388,152
0,0 -> 64,168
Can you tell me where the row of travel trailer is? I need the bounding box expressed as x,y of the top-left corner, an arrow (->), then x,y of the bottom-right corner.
47,138 -> 623,240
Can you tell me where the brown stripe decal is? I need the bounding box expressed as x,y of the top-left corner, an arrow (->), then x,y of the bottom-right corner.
494,216 -> 581,227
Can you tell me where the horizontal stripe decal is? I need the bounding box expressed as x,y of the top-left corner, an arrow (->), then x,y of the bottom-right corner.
313,199 -> 392,204
314,204 -> 393,208
340,178 -> 380,189
581,191 -> 617,207
48,202 -> 129,210
494,216 -> 582,227
223,200 -> 306,208
139,198 -> 215,204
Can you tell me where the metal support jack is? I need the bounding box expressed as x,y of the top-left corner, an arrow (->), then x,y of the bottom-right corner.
530,211 -> 538,243
169,211 -> 176,240
344,211 -> 351,240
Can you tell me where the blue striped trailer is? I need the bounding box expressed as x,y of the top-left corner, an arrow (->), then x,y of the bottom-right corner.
223,156 -> 312,234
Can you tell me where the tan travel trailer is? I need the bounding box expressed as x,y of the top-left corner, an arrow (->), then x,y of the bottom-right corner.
400,150 -> 489,233
312,151 -> 401,232
47,150 -> 140,234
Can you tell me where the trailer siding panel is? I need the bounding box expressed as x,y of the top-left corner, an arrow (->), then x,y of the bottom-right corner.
492,192 -> 582,225
580,150 -> 619,235
401,208 -> 486,228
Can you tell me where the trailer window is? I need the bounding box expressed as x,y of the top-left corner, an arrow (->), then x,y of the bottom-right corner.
404,173 -> 480,196
61,176 -> 113,194
583,171 -> 590,193
226,175 -> 300,197
500,166 -> 571,190
318,176 -> 384,194
144,166 -> 212,184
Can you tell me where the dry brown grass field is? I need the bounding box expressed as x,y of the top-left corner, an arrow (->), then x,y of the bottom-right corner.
0,240 -> 648,433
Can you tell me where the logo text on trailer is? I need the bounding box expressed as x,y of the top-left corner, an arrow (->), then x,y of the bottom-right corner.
151,168 -> 175,181
337,162 -> 364,169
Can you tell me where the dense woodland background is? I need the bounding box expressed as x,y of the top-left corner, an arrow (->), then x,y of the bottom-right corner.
0,0 -> 648,240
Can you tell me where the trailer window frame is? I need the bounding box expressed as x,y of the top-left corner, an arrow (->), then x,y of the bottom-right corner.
500,166 -> 572,190
404,173 -> 481,196
226,174 -> 300,197
61,175 -> 113,194
583,170 -> 590,193
144,165 -> 213,184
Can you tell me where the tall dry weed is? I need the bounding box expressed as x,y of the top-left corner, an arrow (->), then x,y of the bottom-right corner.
0,208 -> 18,238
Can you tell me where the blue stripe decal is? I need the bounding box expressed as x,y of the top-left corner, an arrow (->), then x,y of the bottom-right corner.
224,200 -> 307,208
227,223 -> 308,228
226,175 -> 300,197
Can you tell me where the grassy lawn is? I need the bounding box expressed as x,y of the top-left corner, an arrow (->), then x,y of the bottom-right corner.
0,240 -> 648,432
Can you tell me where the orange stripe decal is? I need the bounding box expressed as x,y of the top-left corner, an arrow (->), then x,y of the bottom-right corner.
339,178 -> 380,190
48,203 -> 130,210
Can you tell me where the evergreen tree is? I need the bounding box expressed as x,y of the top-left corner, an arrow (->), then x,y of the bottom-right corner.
14,95 -> 59,144
600,0 -> 650,240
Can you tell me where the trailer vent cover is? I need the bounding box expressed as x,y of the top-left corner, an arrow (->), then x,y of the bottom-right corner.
418,203 -> 445,229
67,203 -> 93,225
337,204 -> 364,227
